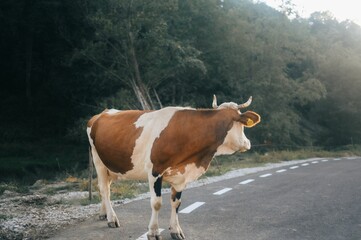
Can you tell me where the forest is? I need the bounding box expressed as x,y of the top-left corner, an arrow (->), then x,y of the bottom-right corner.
1,0 -> 361,181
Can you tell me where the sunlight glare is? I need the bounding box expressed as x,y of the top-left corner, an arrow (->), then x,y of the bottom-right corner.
260,0 -> 361,26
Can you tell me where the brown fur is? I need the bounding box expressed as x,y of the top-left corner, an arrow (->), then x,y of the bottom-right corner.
150,109 -> 240,175
88,108 -> 260,177
88,110 -> 145,174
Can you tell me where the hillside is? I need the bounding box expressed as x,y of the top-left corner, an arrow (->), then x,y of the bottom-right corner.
1,0 -> 361,180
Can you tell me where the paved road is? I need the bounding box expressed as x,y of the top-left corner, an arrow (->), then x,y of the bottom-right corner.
50,157 -> 361,240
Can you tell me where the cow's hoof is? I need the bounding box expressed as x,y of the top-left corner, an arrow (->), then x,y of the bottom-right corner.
107,221 -> 120,228
147,234 -> 162,240
99,214 -> 107,220
171,232 -> 186,240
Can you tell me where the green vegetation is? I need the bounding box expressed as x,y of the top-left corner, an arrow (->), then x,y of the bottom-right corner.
1,0 -> 361,183
0,141 -> 88,182
110,180 -> 149,200
0,182 -> 30,195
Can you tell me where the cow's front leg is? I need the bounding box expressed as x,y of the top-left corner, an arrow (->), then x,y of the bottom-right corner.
147,173 -> 163,240
169,187 -> 185,240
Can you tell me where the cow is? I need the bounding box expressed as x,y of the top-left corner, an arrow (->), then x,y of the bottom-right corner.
87,95 -> 261,240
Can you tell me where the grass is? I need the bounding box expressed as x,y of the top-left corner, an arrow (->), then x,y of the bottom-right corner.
110,180 -> 149,200
79,195 -> 101,206
0,182 -> 30,195
0,140 -> 88,184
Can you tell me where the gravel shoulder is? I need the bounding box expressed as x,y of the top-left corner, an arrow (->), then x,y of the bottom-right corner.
0,158 -> 323,239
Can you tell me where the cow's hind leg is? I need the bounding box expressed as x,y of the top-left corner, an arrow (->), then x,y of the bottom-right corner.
147,173 -> 163,240
99,200 -> 107,220
169,187 -> 185,240
91,147 -> 120,228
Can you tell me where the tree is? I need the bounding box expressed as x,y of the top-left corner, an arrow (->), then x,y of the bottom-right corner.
72,0 -> 206,110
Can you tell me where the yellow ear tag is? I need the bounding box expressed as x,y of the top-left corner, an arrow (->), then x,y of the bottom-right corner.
246,118 -> 254,126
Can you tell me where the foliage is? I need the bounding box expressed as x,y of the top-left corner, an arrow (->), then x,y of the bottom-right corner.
1,0 -> 361,180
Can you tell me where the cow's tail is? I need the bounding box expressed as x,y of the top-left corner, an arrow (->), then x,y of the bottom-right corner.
88,146 -> 93,201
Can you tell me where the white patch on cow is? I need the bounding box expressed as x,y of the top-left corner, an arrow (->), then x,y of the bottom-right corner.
87,127 -> 102,180
87,127 -> 113,182
217,102 -> 239,110
164,163 -> 206,192
147,174 -> 163,237
215,122 -> 250,156
128,107 -> 194,177
105,108 -> 121,115
87,127 -> 93,145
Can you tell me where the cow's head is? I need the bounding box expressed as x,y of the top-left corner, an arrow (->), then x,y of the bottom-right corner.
212,95 -> 261,153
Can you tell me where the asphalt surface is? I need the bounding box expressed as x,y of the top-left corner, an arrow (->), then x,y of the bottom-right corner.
50,157 -> 361,240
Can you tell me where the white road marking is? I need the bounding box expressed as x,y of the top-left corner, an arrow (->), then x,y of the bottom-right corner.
321,159 -> 329,162
290,166 -> 299,169
334,158 -> 342,161
301,163 -> 309,166
213,188 -> 232,195
276,169 -> 287,173
259,173 -> 272,178
347,157 -> 358,160
137,228 -> 165,240
179,202 -> 205,214
239,179 -> 255,185
311,161 -> 319,164
105,109 -> 121,115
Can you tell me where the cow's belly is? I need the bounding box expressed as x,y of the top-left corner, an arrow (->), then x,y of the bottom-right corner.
163,163 -> 207,192
107,158 -> 149,181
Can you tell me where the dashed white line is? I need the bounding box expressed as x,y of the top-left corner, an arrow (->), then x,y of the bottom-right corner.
239,179 -> 255,185
321,159 -> 329,162
334,158 -> 342,161
276,169 -> 287,173
311,161 -> 319,164
259,173 -> 272,178
301,163 -> 309,166
179,202 -> 205,214
137,229 -> 165,240
290,166 -> 299,169
213,188 -> 232,195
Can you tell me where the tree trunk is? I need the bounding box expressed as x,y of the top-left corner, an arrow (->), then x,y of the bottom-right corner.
127,1 -> 153,110
153,88 -> 163,109
128,31 -> 153,110
131,80 -> 150,110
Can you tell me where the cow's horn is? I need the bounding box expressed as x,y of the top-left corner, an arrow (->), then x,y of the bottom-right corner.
212,95 -> 218,109
238,96 -> 252,109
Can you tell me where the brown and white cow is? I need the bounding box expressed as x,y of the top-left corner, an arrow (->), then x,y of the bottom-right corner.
87,95 -> 260,240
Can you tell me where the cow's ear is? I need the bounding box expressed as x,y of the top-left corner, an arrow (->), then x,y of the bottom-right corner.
239,111 -> 261,128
